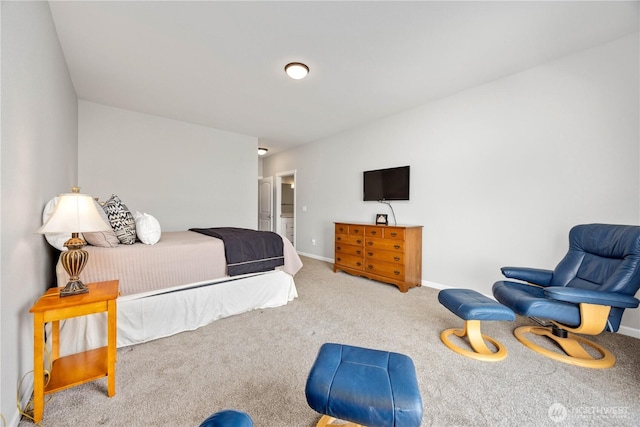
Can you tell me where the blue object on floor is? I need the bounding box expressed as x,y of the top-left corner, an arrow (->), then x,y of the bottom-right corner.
199,410 -> 253,427
438,288 -> 515,322
493,223 -> 640,368
305,342 -> 423,427
438,288 -> 514,361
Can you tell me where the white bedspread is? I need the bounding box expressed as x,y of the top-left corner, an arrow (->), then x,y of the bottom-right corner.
55,270 -> 298,355
51,230 -> 303,355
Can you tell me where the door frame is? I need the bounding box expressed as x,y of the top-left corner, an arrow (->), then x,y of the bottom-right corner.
275,170 -> 296,247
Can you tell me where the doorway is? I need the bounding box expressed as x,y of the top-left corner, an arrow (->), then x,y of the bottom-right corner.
275,170 -> 296,247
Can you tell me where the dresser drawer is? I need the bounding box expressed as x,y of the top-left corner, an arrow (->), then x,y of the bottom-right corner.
335,223 -> 349,235
364,226 -> 385,238
365,237 -> 404,252
364,226 -> 404,240
335,224 -> 365,236
365,259 -> 405,280
336,234 -> 364,246
336,243 -> 363,257
365,248 -> 404,264
385,228 -> 405,240
335,253 -> 364,270
349,225 -> 364,236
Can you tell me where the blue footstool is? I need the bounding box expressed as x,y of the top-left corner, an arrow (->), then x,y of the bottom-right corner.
199,410 -> 253,427
438,288 -> 515,361
305,343 -> 423,427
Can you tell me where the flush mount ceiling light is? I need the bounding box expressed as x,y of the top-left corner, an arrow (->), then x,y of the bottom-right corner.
258,147 -> 268,156
285,62 -> 309,80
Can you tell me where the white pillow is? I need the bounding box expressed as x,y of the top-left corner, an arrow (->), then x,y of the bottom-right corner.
133,211 -> 161,245
42,197 -> 79,251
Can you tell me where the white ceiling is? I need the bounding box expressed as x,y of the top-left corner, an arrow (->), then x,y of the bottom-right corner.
48,1 -> 639,155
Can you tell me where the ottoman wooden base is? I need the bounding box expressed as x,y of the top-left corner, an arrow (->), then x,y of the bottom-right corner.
438,289 -> 515,362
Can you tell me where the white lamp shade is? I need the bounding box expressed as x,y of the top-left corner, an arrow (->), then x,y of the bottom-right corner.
37,193 -> 111,233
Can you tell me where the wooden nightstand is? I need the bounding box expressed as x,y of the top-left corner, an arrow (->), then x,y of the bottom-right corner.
29,280 -> 119,423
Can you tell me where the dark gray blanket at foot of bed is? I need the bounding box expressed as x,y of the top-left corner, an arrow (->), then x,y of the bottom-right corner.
189,227 -> 284,276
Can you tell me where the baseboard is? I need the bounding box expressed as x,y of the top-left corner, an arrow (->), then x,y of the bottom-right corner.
9,410 -> 21,427
618,325 -> 640,339
7,382 -> 32,427
421,280 -> 449,291
296,252 -> 334,263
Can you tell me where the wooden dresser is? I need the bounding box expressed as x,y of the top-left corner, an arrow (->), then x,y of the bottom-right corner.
334,222 -> 423,292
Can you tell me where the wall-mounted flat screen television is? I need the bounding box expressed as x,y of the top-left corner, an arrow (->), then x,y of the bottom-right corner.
363,166 -> 410,201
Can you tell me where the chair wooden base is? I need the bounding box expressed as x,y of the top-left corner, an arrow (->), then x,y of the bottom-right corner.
440,319 -> 508,362
514,325 -> 616,369
316,415 -> 364,427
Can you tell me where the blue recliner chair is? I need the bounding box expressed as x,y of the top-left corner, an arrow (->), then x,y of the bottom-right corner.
493,224 -> 640,368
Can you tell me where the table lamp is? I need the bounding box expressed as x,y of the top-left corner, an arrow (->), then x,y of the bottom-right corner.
37,187 -> 112,296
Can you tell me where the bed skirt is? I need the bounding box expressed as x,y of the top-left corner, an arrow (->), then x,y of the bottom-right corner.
52,270 -> 298,356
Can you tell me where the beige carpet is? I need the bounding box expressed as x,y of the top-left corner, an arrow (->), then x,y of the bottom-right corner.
21,256 -> 640,426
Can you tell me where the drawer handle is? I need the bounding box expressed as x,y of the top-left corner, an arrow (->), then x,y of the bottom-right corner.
367,241 -> 374,246
394,270 -> 400,275
368,265 -> 374,270
371,230 -> 377,235
337,257 -> 341,262
336,246 -> 341,251
368,252 -> 374,256
394,256 -> 400,261
337,237 -> 342,241
390,232 -> 397,237
354,229 -> 359,234
356,250 -> 362,255
356,262 -> 362,267
357,239 -> 362,244
338,227 -> 344,232
394,245 -> 400,250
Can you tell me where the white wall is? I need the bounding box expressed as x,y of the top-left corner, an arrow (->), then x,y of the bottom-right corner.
1,2 -> 78,424
78,101 -> 259,231
264,34 -> 640,334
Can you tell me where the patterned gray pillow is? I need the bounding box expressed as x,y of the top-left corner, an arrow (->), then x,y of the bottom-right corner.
83,199 -> 120,247
102,194 -> 137,245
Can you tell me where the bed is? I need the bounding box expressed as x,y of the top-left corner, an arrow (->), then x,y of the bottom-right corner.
53,229 -> 303,356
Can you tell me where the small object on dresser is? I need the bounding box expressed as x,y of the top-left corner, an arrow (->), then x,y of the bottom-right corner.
376,214 -> 388,225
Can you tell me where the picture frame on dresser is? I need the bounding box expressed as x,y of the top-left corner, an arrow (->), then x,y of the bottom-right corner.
375,214 -> 388,225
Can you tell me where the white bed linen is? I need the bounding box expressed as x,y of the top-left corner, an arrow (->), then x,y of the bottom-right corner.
55,270 -> 297,356
52,230 -> 303,355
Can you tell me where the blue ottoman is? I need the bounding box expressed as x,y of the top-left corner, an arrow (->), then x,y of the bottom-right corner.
199,410 -> 253,427
305,343 -> 423,427
438,289 -> 515,361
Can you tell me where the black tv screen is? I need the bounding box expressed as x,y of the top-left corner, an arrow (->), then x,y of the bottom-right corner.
363,166 -> 410,201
